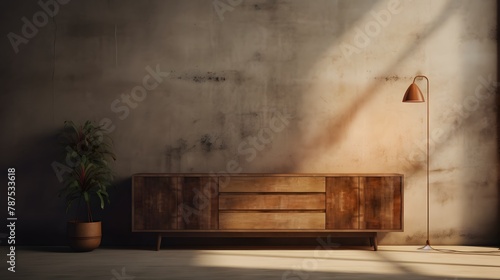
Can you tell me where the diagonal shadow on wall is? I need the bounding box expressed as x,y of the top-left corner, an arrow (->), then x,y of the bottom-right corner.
291,0 -> 460,173
280,0 -> 500,245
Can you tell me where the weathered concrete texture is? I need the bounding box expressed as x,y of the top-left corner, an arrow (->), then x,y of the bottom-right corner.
0,0 -> 498,246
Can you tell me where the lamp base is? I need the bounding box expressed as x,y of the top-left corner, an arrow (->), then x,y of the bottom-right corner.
418,240 -> 434,251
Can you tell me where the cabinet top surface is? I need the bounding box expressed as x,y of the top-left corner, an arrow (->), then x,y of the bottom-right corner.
133,173 -> 404,177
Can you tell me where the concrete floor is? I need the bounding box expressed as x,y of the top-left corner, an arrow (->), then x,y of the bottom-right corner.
0,246 -> 499,279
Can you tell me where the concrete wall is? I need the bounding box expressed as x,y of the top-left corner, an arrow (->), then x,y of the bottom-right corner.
0,0 -> 498,246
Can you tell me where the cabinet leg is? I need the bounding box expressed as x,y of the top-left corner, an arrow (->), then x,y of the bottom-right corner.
156,233 -> 162,251
370,235 -> 378,251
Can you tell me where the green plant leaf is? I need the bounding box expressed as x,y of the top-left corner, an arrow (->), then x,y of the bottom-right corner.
58,120 -> 116,220
96,191 -> 105,209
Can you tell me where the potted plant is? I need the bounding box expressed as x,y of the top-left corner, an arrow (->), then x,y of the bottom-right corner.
58,120 -> 116,251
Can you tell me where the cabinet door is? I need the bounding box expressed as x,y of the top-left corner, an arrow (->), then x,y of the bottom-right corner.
326,177 -> 359,229
360,176 -> 402,230
177,177 -> 218,230
132,176 -> 178,231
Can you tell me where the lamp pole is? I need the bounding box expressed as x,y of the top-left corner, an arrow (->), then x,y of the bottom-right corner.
402,75 -> 432,250
422,75 -> 431,250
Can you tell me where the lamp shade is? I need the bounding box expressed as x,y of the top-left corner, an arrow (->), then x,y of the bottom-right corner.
402,83 -> 425,102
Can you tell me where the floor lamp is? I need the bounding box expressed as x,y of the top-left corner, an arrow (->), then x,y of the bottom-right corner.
402,75 -> 433,251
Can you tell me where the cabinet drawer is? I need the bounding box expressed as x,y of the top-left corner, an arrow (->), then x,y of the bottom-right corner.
219,212 -> 325,229
220,194 -> 325,210
220,177 -> 325,192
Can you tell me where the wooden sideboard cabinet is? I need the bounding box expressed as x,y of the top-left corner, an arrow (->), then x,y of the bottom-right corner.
132,173 -> 403,250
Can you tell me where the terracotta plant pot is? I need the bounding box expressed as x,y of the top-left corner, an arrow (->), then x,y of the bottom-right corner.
67,220 -> 102,252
